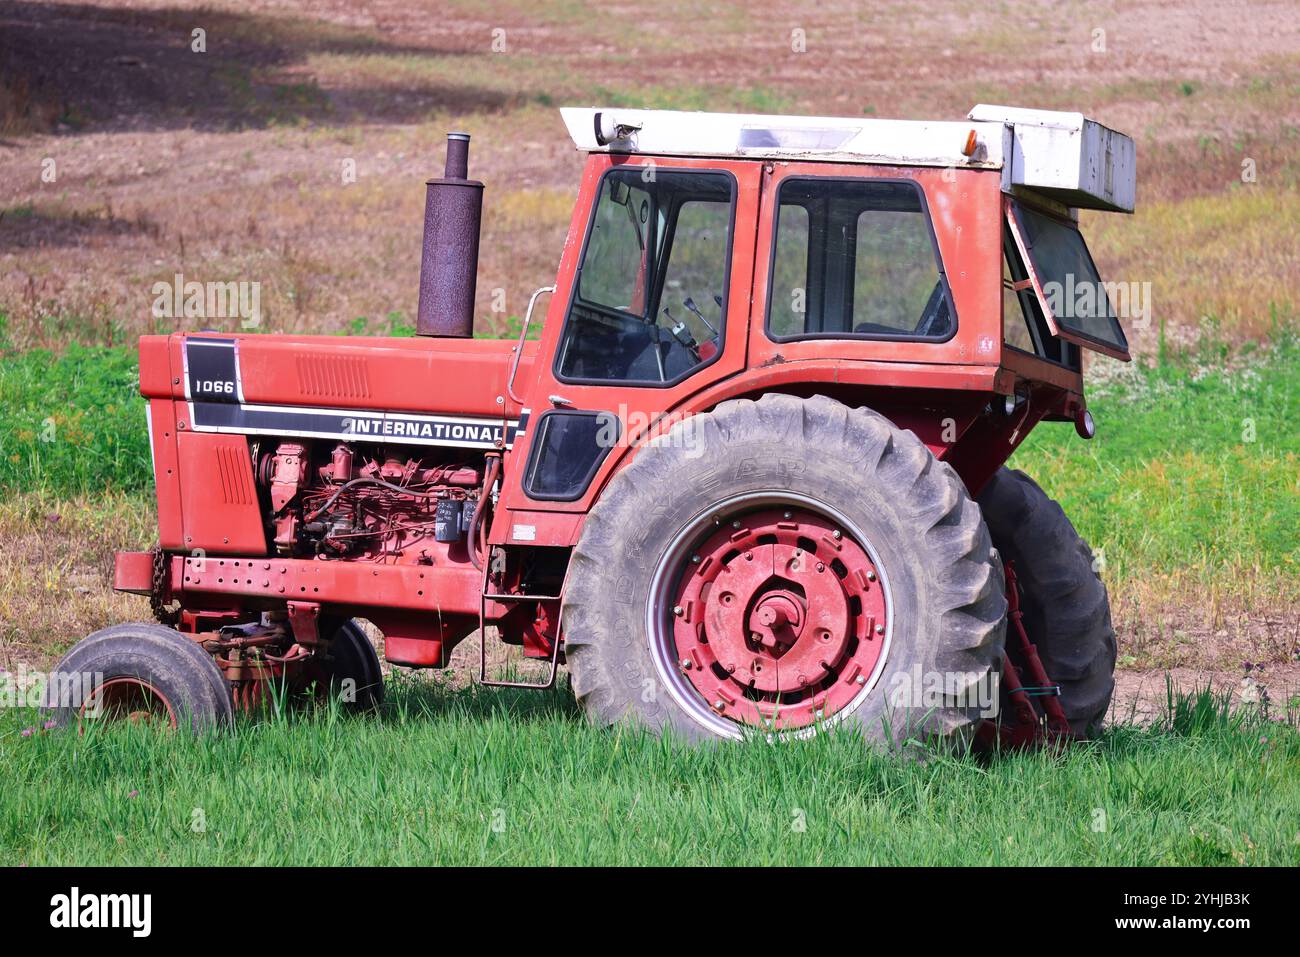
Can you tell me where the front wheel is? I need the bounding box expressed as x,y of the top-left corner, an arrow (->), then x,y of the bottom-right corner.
310,619 -> 384,712
563,394 -> 1007,747
42,623 -> 233,732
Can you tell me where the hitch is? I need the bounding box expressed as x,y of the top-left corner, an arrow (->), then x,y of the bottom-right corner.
978,561 -> 1076,750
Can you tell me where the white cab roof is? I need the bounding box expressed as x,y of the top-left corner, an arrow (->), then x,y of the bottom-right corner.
559,104 -> 1135,212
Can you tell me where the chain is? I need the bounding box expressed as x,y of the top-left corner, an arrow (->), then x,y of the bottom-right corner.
150,546 -> 179,626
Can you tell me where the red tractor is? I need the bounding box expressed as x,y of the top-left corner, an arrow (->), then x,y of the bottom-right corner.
52,104 -> 1134,748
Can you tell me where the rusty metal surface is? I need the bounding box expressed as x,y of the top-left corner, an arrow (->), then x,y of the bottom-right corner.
417,132 -> 484,338
174,554 -> 497,618
667,506 -> 886,731
113,549 -> 154,595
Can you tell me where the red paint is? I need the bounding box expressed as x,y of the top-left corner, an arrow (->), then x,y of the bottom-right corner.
976,562 -> 1077,750
669,508 -> 887,731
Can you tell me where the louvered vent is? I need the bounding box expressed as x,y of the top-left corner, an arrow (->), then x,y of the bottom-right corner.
214,440 -> 255,506
295,353 -> 372,399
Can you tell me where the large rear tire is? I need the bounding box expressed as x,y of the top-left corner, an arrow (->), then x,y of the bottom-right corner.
976,467 -> 1116,736
563,393 -> 1006,747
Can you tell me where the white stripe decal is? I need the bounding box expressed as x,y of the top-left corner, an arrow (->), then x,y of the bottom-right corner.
189,401 -> 522,450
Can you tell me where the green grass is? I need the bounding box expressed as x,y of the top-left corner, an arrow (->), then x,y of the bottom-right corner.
1011,329 -> 1300,589
1,333 -> 1296,865
1,681 -> 1295,865
0,344 -> 150,496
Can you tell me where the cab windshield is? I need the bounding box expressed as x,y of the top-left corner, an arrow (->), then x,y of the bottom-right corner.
556,168 -> 734,385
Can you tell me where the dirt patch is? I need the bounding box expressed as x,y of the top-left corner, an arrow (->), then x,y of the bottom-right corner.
0,495 -> 153,671
1111,662 -> 1300,725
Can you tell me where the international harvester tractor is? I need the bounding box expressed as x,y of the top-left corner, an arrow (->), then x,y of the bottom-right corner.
51,105 -> 1135,747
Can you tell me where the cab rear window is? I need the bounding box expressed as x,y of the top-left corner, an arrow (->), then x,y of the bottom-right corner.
1007,202 -> 1129,359
1002,226 -> 1079,369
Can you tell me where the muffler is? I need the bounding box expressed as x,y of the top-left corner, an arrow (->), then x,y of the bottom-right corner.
416,132 -> 483,338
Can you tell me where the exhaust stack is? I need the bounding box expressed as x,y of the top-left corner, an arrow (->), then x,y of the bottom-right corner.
416,132 -> 483,338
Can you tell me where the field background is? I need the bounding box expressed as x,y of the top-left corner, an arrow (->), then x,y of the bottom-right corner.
0,0 -> 1297,864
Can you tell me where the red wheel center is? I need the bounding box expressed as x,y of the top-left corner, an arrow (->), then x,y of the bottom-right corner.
670,507 -> 888,731
79,677 -> 178,729
749,591 -> 802,650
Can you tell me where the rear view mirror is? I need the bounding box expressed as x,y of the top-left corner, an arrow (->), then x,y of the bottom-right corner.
608,179 -> 631,205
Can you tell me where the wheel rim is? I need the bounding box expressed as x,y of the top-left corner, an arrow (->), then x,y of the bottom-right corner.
80,677 -> 178,729
647,492 -> 892,739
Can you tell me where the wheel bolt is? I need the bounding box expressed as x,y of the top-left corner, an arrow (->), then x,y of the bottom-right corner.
713,700 -> 726,711
816,562 -> 825,572
732,520 -> 741,529
680,658 -> 692,670
691,555 -> 701,564
833,529 -> 842,540
875,624 -> 885,635
867,570 -> 877,581
856,675 -> 867,685
783,511 -> 792,520
673,605 -> 684,617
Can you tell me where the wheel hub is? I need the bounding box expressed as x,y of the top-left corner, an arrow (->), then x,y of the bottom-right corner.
80,677 -> 178,729
666,506 -> 888,732
748,588 -> 803,652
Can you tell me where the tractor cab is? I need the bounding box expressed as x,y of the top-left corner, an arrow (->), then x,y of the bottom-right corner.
495,104 -> 1137,535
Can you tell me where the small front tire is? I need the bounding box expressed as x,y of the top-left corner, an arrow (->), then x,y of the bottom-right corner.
314,619 -> 384,712
43,622 -> 233,732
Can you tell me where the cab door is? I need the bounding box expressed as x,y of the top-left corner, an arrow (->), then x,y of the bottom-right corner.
495,153 -> 762,546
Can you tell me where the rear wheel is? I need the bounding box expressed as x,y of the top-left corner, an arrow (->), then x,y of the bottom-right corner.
43,623 -> 233,732
564,393 -> 1006,747
976,467 -> 1116,736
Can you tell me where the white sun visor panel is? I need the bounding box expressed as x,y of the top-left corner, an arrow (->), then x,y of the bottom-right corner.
968,104 -> 1136,213
560,107 -> 1009,170
559,105 -> 1134,212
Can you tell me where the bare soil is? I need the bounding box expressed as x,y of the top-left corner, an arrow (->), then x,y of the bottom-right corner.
1112,663 -> 1300,725
2,0 -> 1296,344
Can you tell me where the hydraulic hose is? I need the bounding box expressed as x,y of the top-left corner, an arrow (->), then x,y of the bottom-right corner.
468,453 -> 501,571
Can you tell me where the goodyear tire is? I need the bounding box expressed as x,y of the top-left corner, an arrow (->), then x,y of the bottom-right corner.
976,467 -> 1116,736
563,393 -> 1006,748
42,622 -> 233,732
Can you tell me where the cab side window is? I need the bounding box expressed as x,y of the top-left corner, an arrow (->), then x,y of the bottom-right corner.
767,179 -> 954,341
